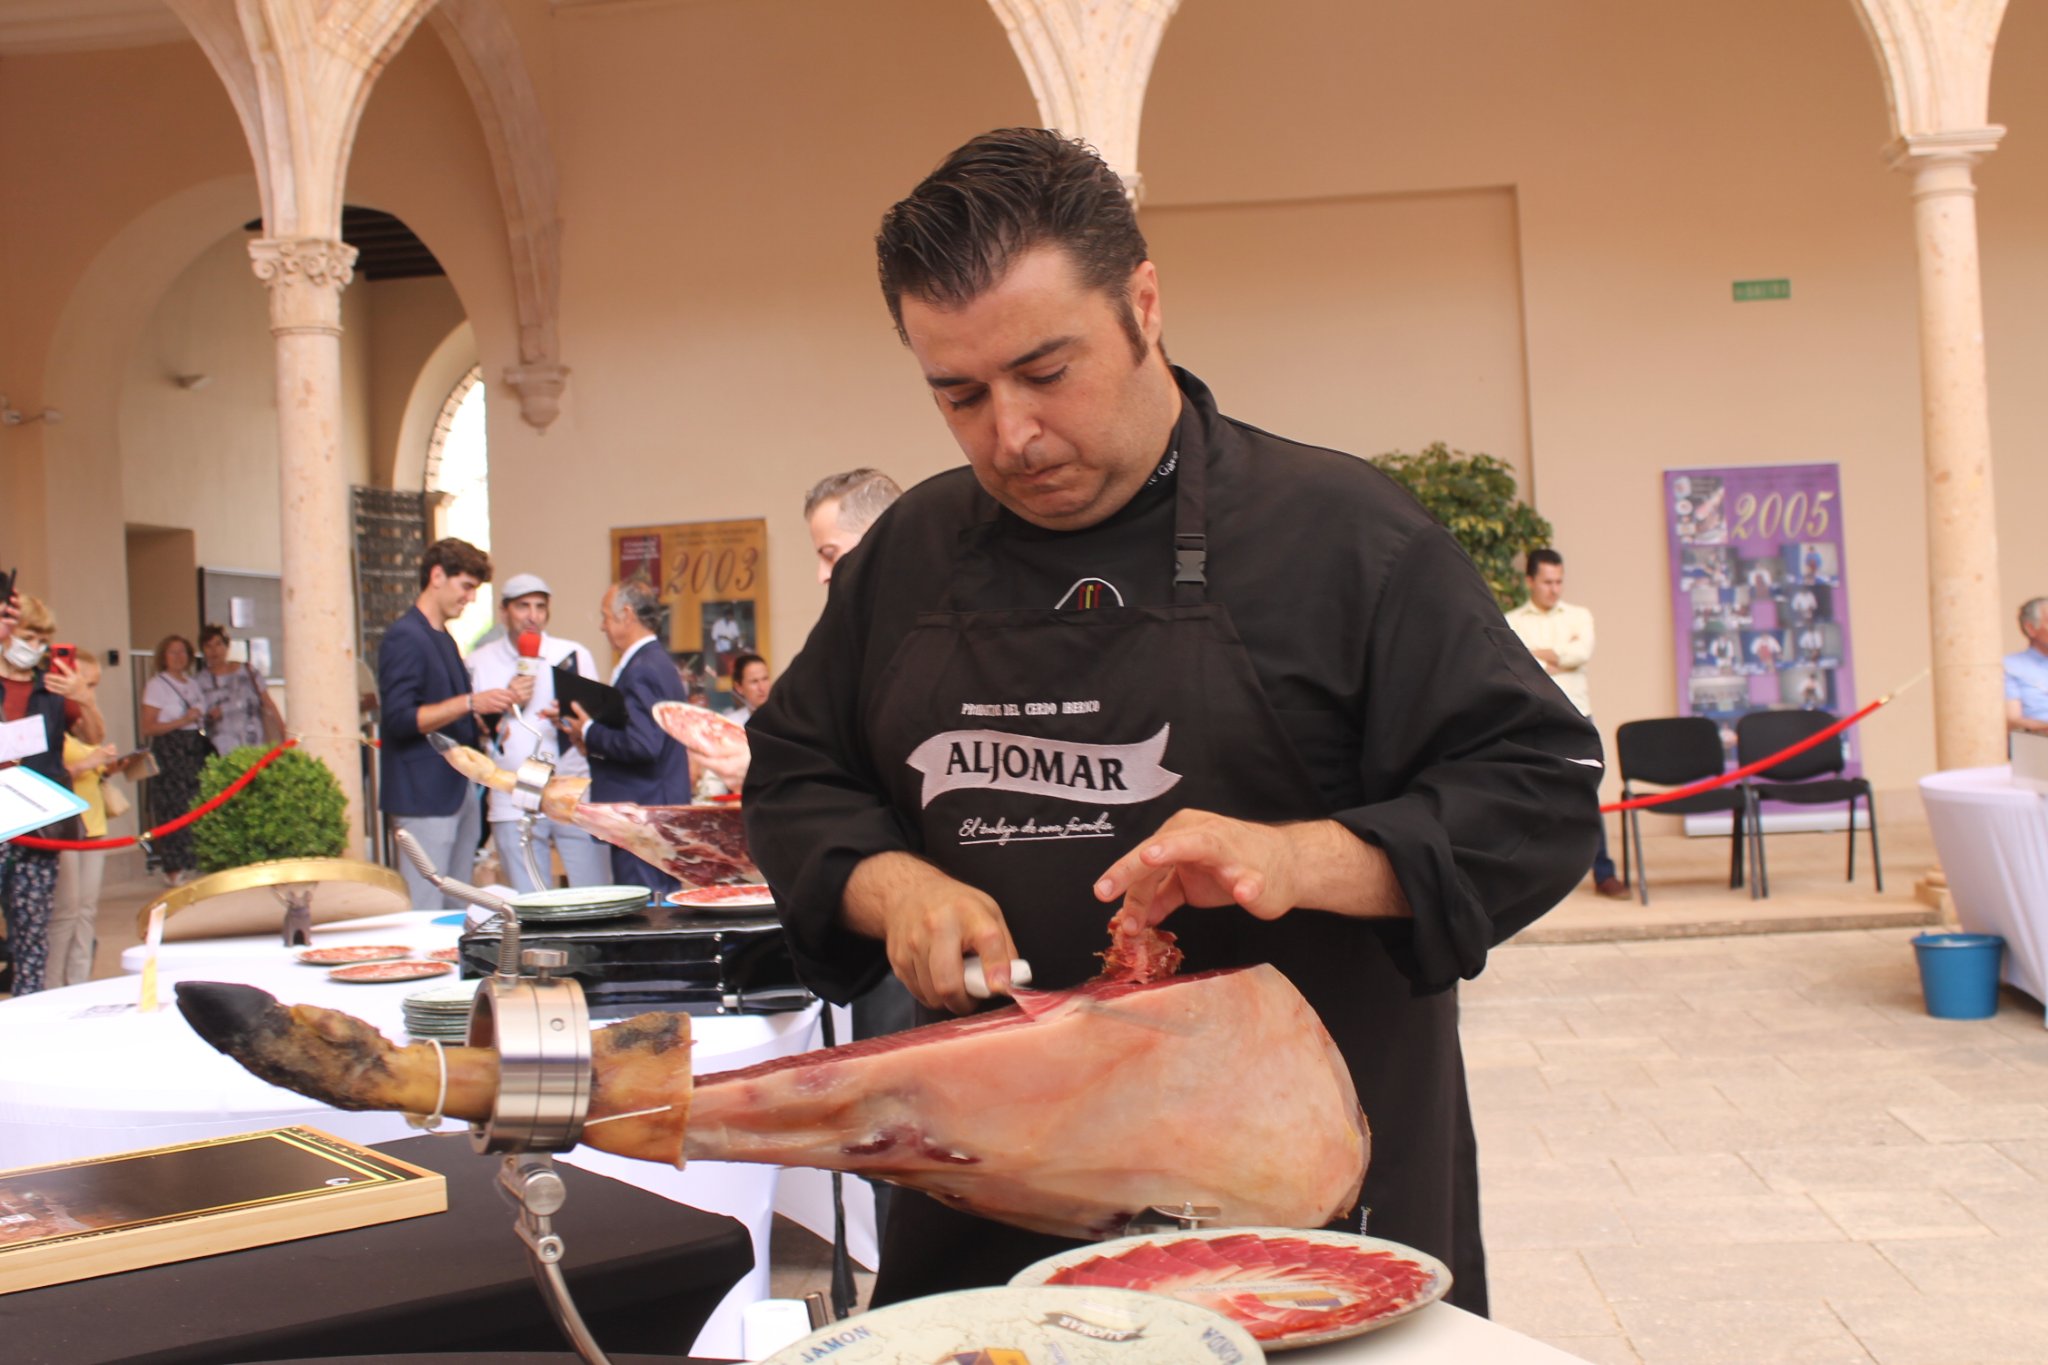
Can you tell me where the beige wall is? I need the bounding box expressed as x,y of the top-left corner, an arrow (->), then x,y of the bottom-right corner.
6,0 -> 2048,804
367,275 -> 468,489
1144,187 -> 1531,489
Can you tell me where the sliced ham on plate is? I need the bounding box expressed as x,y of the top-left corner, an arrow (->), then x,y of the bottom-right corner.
1015,1227 -> 1449,1350
665,885 -> 776,910
296,945 -> 414,966
327,961 -> 454,984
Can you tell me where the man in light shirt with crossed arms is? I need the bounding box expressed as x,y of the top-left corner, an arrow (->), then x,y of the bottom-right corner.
1507,548 -> 1627,898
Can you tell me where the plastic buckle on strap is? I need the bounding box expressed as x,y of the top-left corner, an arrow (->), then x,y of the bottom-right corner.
1173,533 -> 1208,588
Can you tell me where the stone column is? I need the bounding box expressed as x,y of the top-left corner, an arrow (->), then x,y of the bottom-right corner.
250,236 -> 366,836
1889,132 -> 2009,773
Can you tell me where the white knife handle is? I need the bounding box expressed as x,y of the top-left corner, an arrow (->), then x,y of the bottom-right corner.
962,957 -> 1033,1000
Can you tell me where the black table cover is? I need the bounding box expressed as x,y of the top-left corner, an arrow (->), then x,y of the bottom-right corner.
2,1134 -> 752,1365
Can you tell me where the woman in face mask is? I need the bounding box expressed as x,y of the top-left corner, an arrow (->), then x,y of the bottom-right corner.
140,634 -> 208,886
0,594 -> 105,995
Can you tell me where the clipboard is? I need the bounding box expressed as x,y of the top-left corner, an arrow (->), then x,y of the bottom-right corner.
0,765 -> 91,842
552,664 -> 627,730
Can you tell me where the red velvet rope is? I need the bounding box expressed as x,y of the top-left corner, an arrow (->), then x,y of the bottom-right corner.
1599,696 -> 1886,814
10,737 -> 301,851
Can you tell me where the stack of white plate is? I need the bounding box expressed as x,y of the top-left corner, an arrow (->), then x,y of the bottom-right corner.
402,977 -> 483,1041
510,884 -> 651,923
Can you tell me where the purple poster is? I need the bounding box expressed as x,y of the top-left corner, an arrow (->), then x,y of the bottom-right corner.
1664,464 -> 1859,776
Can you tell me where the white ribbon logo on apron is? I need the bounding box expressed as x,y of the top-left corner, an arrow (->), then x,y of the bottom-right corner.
906,724 -> 1182,809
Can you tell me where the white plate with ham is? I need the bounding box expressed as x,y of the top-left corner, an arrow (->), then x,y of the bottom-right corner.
664,885 -> 776,911
295,945 -> 414,966
761,1284 -> 1262,1364
1012,1227 -> 1451,1350
327,960 -> 454,985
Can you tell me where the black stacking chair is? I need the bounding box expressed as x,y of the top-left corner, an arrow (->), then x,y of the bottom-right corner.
1736,708 -> 1881,896
1615,717 -> 1753,906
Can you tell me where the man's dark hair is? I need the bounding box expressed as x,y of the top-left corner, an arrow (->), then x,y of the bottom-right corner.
730,651 -> 766,685
1525,548 -> 1564,577
199,623 -> 230,650
420,537 -> 492,589
876,128 -> 1149,359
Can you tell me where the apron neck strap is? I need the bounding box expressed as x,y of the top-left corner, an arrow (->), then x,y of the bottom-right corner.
1171,435 -> 1207,607
941,431 -> 1211,610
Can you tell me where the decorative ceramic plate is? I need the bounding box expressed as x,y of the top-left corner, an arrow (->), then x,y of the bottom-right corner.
328,960 -> 453,984
296,945 -> 412,966
665,885 -> 776,911
1012,1227 -> 1450,1350
760,1285 -> 1262,1365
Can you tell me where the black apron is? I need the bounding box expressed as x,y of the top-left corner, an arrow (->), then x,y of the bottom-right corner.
862,449 -> 1487,1313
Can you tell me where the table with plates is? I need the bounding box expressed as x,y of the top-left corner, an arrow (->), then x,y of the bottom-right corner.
5,926 -> 820,1360
1919,765 -> 2048,1023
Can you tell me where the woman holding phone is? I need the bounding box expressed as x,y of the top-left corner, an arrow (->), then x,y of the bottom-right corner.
141,634 -> 209,885
196,624 -> 282,755
0,594 -> 105,994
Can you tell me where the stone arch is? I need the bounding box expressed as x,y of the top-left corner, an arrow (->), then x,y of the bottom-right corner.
1849,0 -> 2008,141
38,173 -> 265,753
983,0 -> 1185,199
428,0 -> 566,432
393,320 -> 481,494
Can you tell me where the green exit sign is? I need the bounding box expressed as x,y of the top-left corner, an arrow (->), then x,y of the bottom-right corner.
1733,278 -> 1791,302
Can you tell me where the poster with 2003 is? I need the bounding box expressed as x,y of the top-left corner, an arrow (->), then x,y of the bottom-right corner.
611,518 -> 768,714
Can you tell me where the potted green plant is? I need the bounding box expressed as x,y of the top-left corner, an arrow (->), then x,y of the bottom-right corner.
192,746 -> 349,873
1370,442 -> 1554,610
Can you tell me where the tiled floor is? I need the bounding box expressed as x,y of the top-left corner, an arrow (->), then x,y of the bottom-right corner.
50,819 -> 2048,1363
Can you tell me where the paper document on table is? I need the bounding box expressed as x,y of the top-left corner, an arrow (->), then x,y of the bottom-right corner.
0,764 -> 89,841
0,715 -> 50,763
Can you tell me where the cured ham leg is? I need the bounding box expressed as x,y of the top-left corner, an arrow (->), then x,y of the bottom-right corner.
437,741 -> 757,884
653,702 -> 750,790
176,965 -> 1367,1240
565,800 -> 757,885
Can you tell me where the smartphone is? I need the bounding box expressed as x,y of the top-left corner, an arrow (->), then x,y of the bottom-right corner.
51,643 -> 77,670
0,566 -> 16,606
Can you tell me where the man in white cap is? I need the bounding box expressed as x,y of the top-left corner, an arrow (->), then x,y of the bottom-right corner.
464,573 -> 608,890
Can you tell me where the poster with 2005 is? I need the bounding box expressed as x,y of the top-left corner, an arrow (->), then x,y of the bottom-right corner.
1664,463 -> 1859,779
611,519 -> 769,716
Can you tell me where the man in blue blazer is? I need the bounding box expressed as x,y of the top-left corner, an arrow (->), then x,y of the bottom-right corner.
378,539 -> 523,907
559,580 -> 693,892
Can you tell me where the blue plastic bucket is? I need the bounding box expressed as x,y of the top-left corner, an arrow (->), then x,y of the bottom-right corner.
1911,933 -> 2006,1020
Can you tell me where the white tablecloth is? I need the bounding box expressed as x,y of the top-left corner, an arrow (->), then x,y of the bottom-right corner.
0,956 -> 820,1359
1919,765 -> 2048,1021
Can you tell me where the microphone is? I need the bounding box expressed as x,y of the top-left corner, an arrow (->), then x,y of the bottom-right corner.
515,631 -> 542,672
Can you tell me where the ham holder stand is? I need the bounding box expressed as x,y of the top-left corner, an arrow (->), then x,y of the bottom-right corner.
397,822 -> 617,1365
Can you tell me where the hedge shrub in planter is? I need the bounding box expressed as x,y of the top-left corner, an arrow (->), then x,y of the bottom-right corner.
193,746 -> 349,873
1369,442 -> 1554,611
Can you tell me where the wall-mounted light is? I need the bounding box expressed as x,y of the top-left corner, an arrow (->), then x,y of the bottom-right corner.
0,394 -> 61,427
173,374 -> 212,391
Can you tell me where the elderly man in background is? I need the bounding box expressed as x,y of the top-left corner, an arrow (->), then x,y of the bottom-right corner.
1506,548 -> 1626,899
805,468 -> 904,584
466,573 -> 608,892
2005,597 -> 2048,737
557,580 -> 692,893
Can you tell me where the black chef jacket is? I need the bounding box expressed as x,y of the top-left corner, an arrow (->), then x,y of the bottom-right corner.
744,366 -> 1604,1312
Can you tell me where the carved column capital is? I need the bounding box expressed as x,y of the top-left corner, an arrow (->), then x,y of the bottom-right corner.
503,361 -> 570,433
248,237 -> 359,335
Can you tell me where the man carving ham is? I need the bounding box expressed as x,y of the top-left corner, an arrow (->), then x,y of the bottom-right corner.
742,130 -> 1603,1312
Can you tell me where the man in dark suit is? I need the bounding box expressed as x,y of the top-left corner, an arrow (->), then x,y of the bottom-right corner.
559,580 -> 692,892
378,538 -> 524,907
